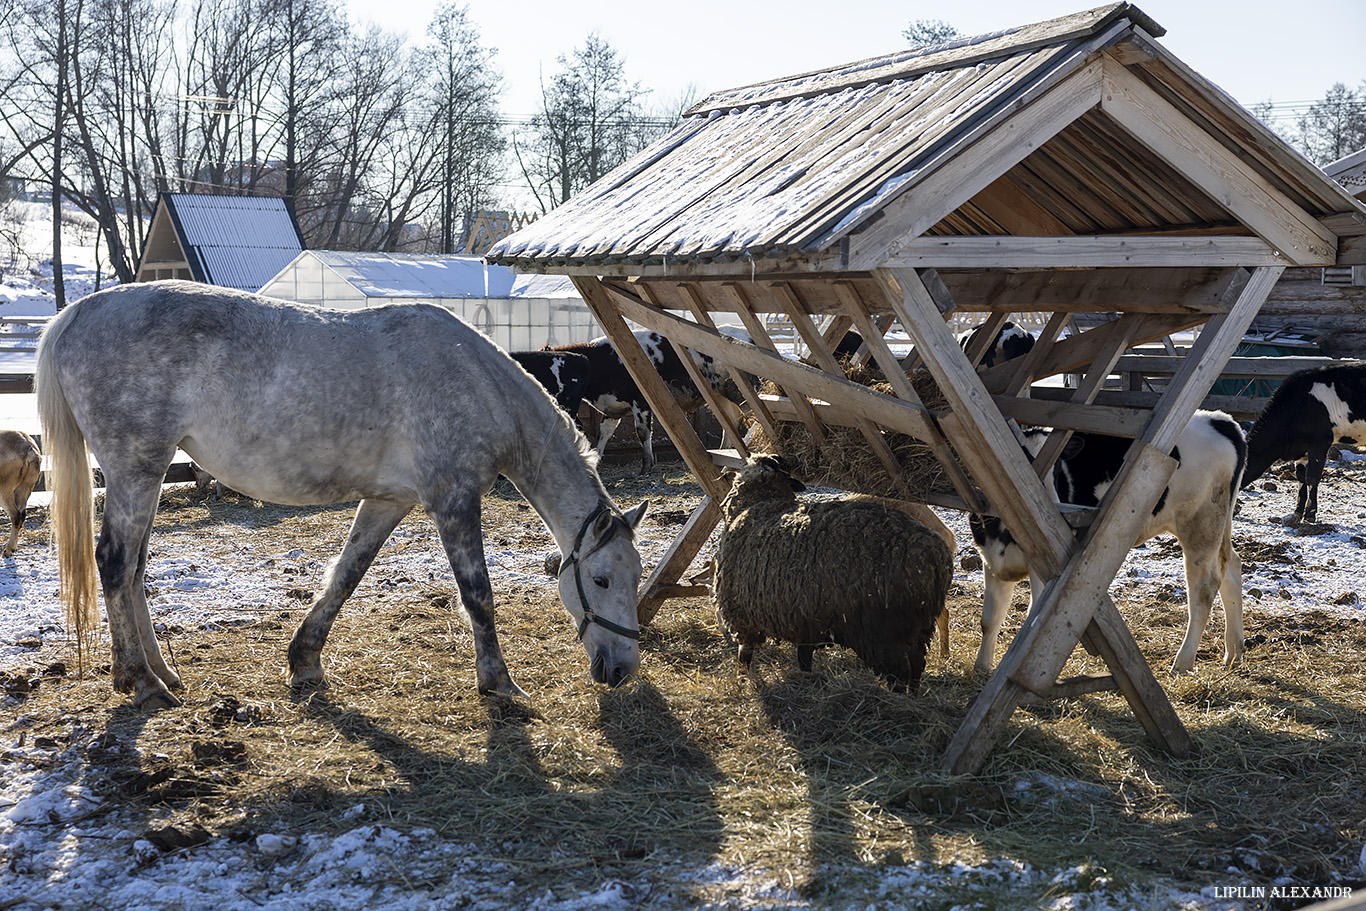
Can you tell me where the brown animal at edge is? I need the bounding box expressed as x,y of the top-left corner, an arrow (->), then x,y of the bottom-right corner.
0,430 -> 42,557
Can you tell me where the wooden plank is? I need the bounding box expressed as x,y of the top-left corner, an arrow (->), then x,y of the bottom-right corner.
669,284 -> 754,456
777,286 -> 916,498
637,496 -> 724,626
884,234 -> 1287,268
942,441 -> 1182,775
1029,314 -> 1141,477
1142,266 -> 1285,452
573,277 -> 729,500
971,173 -> 1074,235
1100,59 -> 1335,266
1027,385 -> 1271,422
875,267 -> 1076,573
1114,353 -> 1334,378
1081,604 -> 1194,754
717,284 -> 789,450
833,282 -> 984,512
975,311 -> 1208,392
846,56 -> 1107,271
939,266 -> 1241,315
992,395 -> 1150,438
1003,310 -> 1070,398
601,285 -> 940,444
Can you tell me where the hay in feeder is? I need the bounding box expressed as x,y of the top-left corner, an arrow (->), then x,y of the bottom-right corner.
748,361 -> 954,499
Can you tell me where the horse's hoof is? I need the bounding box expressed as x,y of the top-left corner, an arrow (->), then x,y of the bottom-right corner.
288,664 -> 325,688
478,677 -> 529,700
136,689 -> 182,711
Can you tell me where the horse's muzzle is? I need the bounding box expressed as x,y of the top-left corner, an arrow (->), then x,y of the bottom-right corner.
590,652 -> 636,688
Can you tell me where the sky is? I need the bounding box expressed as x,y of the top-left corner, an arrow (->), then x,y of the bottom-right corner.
343,0 -> 1366,124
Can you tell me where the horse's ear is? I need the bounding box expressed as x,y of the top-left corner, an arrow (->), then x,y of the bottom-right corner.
623,500 -> 649,530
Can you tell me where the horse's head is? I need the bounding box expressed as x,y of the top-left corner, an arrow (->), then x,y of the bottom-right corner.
558,500 -> 649,687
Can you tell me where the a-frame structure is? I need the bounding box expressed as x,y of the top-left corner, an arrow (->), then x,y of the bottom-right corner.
488,4 -> 1366,775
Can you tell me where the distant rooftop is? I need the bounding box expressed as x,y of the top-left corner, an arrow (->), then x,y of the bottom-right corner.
1326,147 -> 1366,198
271,251 -> 579,299
136,194 -> 306,292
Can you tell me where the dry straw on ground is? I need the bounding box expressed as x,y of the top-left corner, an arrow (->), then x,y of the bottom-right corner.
5,463 -> 1365,907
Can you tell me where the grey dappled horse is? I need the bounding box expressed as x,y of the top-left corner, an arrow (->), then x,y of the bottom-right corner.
37,281 -> 648,710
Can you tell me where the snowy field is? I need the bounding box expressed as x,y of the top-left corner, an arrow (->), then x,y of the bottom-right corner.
2,199 -> 1364,909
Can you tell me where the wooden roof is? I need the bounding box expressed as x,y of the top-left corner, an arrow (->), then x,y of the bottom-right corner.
488,3 -> 1366,276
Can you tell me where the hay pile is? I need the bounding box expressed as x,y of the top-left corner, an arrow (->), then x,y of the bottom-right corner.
747,360 -> 954,499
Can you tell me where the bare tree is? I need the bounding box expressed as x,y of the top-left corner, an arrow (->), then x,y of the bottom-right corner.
1296,82 -> 1366,166
902,19 -> 961,49
424,2 -> 503,252
514,32 -> 649,212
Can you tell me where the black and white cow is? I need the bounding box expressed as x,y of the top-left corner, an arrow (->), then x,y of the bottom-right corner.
1242,362 -> 1366,525
958,320 -> 1037,369
548,328 -> 747,473
970,410 -> 1246,676
509,350 -> 592,418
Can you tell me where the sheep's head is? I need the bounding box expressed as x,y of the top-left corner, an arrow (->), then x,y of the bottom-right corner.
728,454 -> 806,508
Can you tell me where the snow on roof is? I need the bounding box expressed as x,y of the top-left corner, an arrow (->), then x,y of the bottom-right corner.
162,194 -> 306,293
486,2 -> 1358,273
306,251 -> 579,299
487,4 -> 1161,269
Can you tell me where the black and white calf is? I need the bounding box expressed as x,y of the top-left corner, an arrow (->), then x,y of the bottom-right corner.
549,329 -> 746,473
509,350 -> 592,418
970,410 -> 1246,676
1242,362 -> 1366,525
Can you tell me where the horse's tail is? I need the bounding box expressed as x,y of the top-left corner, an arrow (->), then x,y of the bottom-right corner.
36,312 -> 99,671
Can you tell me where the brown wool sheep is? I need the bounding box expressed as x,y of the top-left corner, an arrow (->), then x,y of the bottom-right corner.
0,430 -> 42,557
713,455 -> 953,693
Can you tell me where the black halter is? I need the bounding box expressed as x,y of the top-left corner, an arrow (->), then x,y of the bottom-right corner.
558,503 -> 640,642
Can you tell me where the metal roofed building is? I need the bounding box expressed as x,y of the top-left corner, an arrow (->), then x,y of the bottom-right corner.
134,193 -> 307,293
258,251 -> 598,351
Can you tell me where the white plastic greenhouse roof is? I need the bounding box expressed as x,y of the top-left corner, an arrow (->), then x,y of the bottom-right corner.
298,251 -> 579,299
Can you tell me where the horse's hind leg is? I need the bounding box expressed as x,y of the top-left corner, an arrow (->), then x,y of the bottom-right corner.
287,497 -> 412,685
428,488 -> 526,699
98,469 -> 179,709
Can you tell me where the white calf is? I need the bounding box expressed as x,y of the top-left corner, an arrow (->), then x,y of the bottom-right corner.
971,411 -> 1246,675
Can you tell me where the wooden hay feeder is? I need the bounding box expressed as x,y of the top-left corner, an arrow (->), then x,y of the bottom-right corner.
489,2 -> 1366,775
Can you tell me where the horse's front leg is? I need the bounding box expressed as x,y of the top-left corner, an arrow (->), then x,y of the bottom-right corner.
288,498 -> 413,685
428,491 -> 526,699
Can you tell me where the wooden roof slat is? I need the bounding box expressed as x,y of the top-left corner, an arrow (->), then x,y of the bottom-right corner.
792,41 -> 1101,252
655,69 -> 995,259
688,2 -> 1160,114
1099,59 -> 1337,265
845,56 -> 1108,271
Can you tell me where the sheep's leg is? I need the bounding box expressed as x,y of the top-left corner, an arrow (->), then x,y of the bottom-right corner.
797,643 -> 814,672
